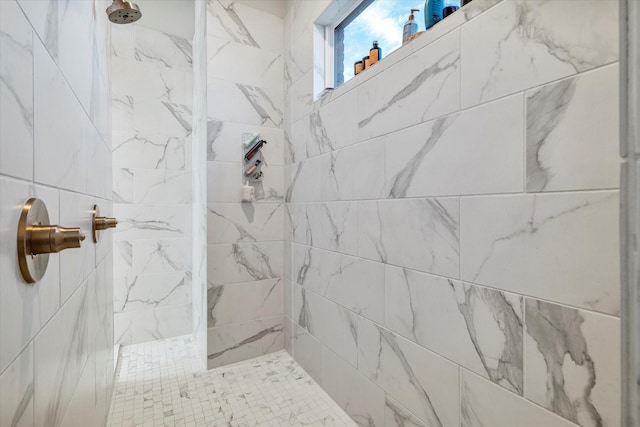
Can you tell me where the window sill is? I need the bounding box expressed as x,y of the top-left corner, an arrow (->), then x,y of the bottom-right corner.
315,0 -> 501,106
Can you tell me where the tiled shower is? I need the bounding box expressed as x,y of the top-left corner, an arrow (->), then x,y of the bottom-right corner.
0,0 -> 632,426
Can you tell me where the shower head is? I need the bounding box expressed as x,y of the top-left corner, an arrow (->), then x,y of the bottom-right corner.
106,0 -> 142,24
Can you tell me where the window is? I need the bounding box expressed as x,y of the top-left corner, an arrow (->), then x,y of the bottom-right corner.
333,0 -> 425,87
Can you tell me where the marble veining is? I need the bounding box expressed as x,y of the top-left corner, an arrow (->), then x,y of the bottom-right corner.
113,132 -> 186,170
359,50 -> 459,131
388,116 -> 456,198
454,283 -> 523,394
358,198 -> 460,278
525,64 -> 619,192
206,119 -> 224,160
461,0 -> 618,106
526,78 -> 576,191
208,0 -> 260,48
134,28 -> 192,70
364,324 -> 447,427
525,300 -> 620,427
235,83 -> 283,127
35,283 -> 88,427
461,192 -> 619,315
386,396 -> 426,427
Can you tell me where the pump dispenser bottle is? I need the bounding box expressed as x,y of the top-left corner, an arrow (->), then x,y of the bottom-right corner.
369,41 -> 382,65
402,9 -> 419,45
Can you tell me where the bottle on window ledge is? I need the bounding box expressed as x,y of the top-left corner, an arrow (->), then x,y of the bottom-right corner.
354,60 -> 364,75
363,55 -> 371,70
369,41 -> 382,65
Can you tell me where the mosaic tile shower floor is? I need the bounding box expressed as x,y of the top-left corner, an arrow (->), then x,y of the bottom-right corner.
107,336 -> 356,426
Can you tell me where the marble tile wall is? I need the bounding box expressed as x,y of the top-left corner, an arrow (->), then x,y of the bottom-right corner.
284,0 -> 621,426
111,22 -> 194,345
0,0 -> 114,426
205,0 -> 286,369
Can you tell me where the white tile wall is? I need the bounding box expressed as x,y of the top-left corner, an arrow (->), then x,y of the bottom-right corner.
0,1 -> 114,426
205,0 -> 286,369
285,0 -> 621,425
111,23 -> 194,345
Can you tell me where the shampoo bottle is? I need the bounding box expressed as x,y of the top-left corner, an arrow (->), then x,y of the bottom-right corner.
369,41 -> 382,65
402,9 -> 419,45
424,0 -> 443,29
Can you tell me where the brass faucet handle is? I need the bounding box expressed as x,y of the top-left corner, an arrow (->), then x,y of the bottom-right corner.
91,205 -> 118,243
95,216 -> 118,231
29,225 -> 85,255
17,198 -> 85,284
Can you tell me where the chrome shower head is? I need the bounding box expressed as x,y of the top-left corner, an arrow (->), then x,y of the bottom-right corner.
106,0 -> 142,24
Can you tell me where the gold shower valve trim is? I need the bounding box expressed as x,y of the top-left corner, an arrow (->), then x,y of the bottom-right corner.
17,198 -> 85,284
91,205 -> 118,243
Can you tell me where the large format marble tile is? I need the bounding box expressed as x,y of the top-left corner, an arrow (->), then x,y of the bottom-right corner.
385,396 -> 427,427
133,170 -> 191,205
322,345 -> 385,427
112,130 -> 187,171
525,299 -> 620,427
285,157 -> 322,203
461,0 -> 618,107
0,0 -> 34,181
133,304 -> 192,344
526,64 -> 619,192
0,342 -> 34,427
358,318 -> 459,427
0,178 -> 60,373
60,353 -> 97,427
112,57 -> 192,105
56,0 -> 99,121
357,30 -> 460,141
16,0 -> 58,59
34,38 -> 87,193
289,70 -> 313,124
358,198 -> 459,278
385,266 -> 523,394
460,191 -> 619,315
385,94 -> 524,198
208,241 -> 284,285
207,78 -> 283,128
134,99 -> 192,139
461,369 -> 577,427
208,202 -> 284,244
113,204 -> 188,241
134,26 -> 192,71
294,285 -> 358,367
85,126 -> 112,200
206,161 -> 242,203
309,89 -> 358,156
321,139 -> 386,201
207,315 -> 284,369
113,272 -> 190,314
291,324 -> 322,384
132,238 -> 188,275
296,202 -> 359,255
207,0 -> 283,53
114,312 -> 133,347
207,35 -> 283,92
293,244 -> 384,323
34,281 -> 88,427
208,278 -> 283,327
113,241 -> 133,277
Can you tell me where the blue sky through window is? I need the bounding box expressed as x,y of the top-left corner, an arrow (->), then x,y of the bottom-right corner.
340,0 -> 424,83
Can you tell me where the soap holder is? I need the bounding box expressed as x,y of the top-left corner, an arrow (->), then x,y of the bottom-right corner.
242,133 -> 266,182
